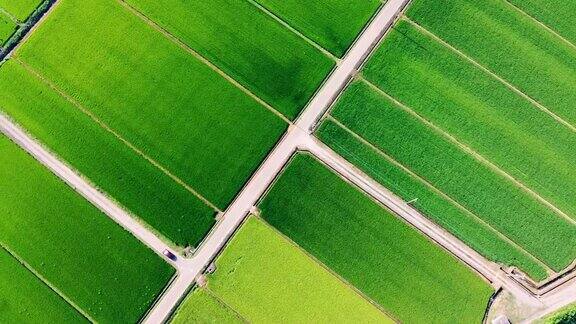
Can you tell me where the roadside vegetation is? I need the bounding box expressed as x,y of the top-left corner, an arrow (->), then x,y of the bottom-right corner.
259,154 -> 493,323
122,0 -> 334,120
0,135 -> 174,323
252,0 -> 381,57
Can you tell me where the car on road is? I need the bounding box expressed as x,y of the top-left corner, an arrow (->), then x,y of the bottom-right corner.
163,249 -> 177,261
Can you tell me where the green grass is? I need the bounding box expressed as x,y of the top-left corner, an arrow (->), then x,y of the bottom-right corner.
321,80 -> 576,272
123,0 -> 334,120
543,303 -> 576,324
0,247 -> 86,324
0,11 -> 16,45
317,120 -> 548,281
0,60 -> 215,247
260,154 -> 493,323
363,21 -> 576,222
506,0 -> 576,46
204,216 -> 391,323
16,0 -> 287,210
0,0 -> 42,21
407,0 -> 576,126
0,134 -> 175,323
253,0 -> 381,57
171,288 -> 243,324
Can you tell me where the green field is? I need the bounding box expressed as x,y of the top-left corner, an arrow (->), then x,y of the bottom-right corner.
15,0 -> 287,210
407,0 -> 576,126
318,80 -> 576,273
0,247 -> 86,323
318,119 -> 548,281
0,134 -> 175,322
0,0 -> 41,21
260,154 -> 493,323
0,11 -> 16,45
363,20 -> 576,222
543,303 -> 576,324
253,0 -> 381,57
507,0 -> 576,46
123,0 -> 334,120
185,216 -> 390,323
0,60 -> 215,247
171,289 -> 243,324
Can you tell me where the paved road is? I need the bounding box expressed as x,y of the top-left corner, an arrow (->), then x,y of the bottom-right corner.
0,113 -> 186,270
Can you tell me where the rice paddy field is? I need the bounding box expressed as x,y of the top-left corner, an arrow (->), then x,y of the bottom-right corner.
0,134 -> 175,323
252,0 -> 381,57
0,247 -> 86,324
259,154 -> 493,323
0,11 -> 15,45
173,216 -> 390,323
0,0 -> 42,22
171,289 -> 243,324
122,0 -> 334,120
317,0 -> 576,282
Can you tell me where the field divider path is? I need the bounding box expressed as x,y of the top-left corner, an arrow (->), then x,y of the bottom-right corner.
361,78 -> 576,226
245,0 -> 338,61
13,58 -> 220,212
116,0 -> 290,124
502,0 -> 576,53
0,244 -> 95,323
325,115 -> 555,275
143,1 -> 413,322
201,287 -> 251,323
403,17 -> 576,134
0,112 -> 187,271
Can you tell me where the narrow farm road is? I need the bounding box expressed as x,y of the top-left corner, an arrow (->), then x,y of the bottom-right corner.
0,113 -> 187,271
144,0 -> 412,322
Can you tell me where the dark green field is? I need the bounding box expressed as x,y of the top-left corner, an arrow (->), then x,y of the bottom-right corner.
15,0 -> 287,210
253,0 -> 381,57
0,60 -> 215,247
0,134 -> 174,323
123,0 -> 334,120
260,154 -> 493,323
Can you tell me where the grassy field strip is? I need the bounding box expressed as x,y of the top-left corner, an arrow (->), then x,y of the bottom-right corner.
259,154 -> 493,323
0,247 -> 87,323
245,0 -> 337,61
504,0 -> 576,51
403,17 -> 576,134
325,115 -> 554,275
14,58 -> 220,213
116,0 -> 289,124
256,216 -> 397,319
0,244 -> 93,322
406,0 -> 576,126
361,78 -> 576,226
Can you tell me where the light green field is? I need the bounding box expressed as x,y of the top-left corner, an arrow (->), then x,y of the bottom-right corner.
0,59 -> 215,247
0,134 -> 175,323
171,289 -> 243,324
507,0 -> 576,47
0,0 -> 42,21
200,216 -> 391,323
260,154 -> 493,323
363,21 -> 576,222
318,118 -> 548,281
253,0 -> 381,57
407,0 -> 576,126
15,0 -> 287,210
123,0 -> 334,120
319,80 -> 576,273
0,11 -> 16,45
0,247 -> 86,324
542,303 -> 576,324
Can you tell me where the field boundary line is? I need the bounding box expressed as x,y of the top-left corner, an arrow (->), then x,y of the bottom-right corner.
245,0 -> 338,61
201,287 -> 250,323
325,115 -> 553,275
13,58 -> 221,213
0,7 -> 19,24
362,78 -> 576,227
403,17 -> 576,134
502,0 -> 576,53
116,0 -> 290,124
0,244 -> 95,323
255,216 -> 400,323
